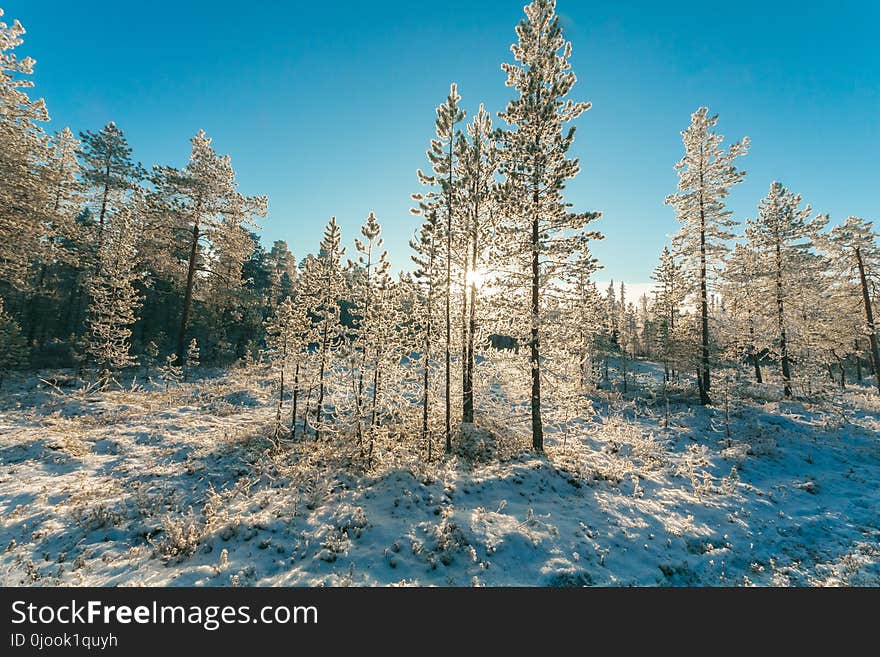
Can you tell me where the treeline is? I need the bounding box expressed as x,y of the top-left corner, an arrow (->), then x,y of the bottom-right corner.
632,109 -> 880,404
2,2 -> 878,461
0,7 -> 285,382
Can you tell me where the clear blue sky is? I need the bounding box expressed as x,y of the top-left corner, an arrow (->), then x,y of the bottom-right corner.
7,0 -> 879,285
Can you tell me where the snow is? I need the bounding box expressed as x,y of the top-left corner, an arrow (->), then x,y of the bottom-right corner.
1,362 -> 878,587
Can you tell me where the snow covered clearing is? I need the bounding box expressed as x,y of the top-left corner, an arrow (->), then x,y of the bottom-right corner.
1,362 -> 877,587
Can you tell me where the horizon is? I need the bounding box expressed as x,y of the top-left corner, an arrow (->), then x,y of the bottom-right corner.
5,0 -> 879,290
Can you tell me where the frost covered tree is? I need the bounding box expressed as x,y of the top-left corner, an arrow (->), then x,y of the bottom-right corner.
300,217 -> 346,441
142,339 -> 159,380
349,211 -> 395,453
183,338 -> 199,382
824,217 -> 880,392
24,127 -> 84,344
157,353 -> 181,391
457,105 -> 498,424
416,83 -> 465,453
266,240 -> 297,306
356,247 -> 395,465
410,204 -> 442,459
0,9 -> 50,290
497,0 -> 597,451
150,130 -> 267,361
665,107 -> 749,404
652,247 -> 685,382
745,182 -> 825,397
562,249 -> 603,391
264,295 -> 309,438
721,243 -> 766,383
86,200 -> 143,384
617,284 -> 638,393
78,122 -> 144,232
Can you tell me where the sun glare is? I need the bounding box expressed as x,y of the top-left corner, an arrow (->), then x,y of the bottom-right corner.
465,267 -> 490,289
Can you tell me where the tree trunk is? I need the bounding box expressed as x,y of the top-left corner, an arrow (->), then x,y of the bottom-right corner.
422,335 -> 431,460
749,320 -> 763,383
274,364 -> 285,439
530,198 -> 543,452
444,140 -> 454,454
463,211 -> 478,423
315,319 -> 329,441
698,191 -> 711,405
775,237 -> 792,397
368,358 -> 381,468
98,157 -> 111,230
290,362 -> 300,438
855,246 -> 880,393
177,219 -> 200,362
303,385 -> 313,437
355,245 -> 372,450
460,263 -> 469,422
855,340 -> 863,382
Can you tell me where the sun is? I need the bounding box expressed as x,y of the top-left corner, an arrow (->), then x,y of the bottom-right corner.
465,267 -> 491,289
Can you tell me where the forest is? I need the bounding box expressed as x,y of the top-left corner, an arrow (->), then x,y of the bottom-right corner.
1,2 -> 878,587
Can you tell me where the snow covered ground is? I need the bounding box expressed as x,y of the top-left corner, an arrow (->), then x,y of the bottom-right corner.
1,363 -> 878,587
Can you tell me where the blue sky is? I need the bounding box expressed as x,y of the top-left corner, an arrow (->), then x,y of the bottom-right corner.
6,0 -> 879,286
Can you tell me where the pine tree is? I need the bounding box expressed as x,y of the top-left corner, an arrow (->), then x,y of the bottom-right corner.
142,340 -> 159,380
264,295 -> 309,438
745,182 -> 826,397
361,250 -> 395,466
150,130 -> 267,362
78,122 -> 144,232
183,338 -> 200,382
410,203 -> 442,459
0,9 -> 51,290
665,107 -> 749,404
652,246 -> 685,381
563,249 -> 603,391
350,212 -> 391,452
457,104 -> 498,424
824,217 -> 880,393
497,0 -> 597,451
86,199 -> 143,384
266,240 -> 297,305
417,83 -> 465,453
158,354 -> 182,391
300,217 -> 346,441
721,243 -> 766,383
25,127 -> 84,346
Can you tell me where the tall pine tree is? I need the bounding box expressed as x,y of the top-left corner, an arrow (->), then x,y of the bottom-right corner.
497,0 -> 597,451
665,107 -> 749,404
